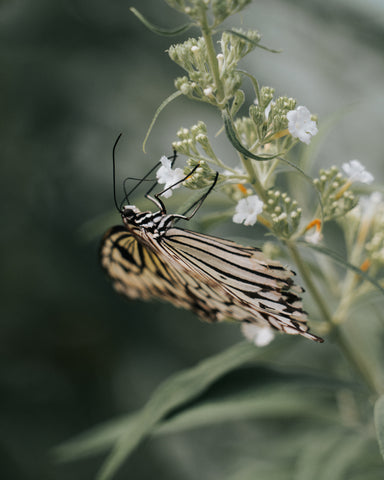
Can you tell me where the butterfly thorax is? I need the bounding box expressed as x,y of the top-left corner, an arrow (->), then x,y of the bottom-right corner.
121,205 -> 182,239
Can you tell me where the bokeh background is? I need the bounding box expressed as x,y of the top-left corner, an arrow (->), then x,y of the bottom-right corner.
2,0 -> 384,478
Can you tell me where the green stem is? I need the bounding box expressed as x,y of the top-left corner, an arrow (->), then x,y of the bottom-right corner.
198,8 -> 225,103
263,158 -> 280,186
287,242 -> 333,325
332,326 -> 382,395
240,153 -> 267,202
287,242 -> 380,395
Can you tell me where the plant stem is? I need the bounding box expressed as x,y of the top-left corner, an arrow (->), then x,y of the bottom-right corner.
287,242 -> 381,396
240,153 -> 268,202
198,8 -> 225,103
287,242 -> 333,325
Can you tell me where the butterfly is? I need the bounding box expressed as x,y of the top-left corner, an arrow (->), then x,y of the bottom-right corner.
100,138 -> 323,343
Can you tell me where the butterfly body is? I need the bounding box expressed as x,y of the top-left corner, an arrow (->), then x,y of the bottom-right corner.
101,205 -> 323,342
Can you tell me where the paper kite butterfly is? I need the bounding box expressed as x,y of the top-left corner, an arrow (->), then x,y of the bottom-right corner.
100,136 -> 323,343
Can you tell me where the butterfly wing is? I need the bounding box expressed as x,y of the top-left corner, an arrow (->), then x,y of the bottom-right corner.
100,226 -> 232,321
160,228 -> 323,342
101,225 -> 322,342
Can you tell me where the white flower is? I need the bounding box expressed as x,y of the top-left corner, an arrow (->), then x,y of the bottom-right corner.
359,192 -> 384,225
233,195 -> 264,226
342,159 -> 374,185
305,229 -> 323,244
360,192 -> 382,212
156,156 -> 185,198
203,86 -> 213,96
287,105 -> 318,144
241,323 -> 275,347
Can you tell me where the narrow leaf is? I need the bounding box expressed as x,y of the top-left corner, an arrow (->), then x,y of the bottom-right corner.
222,29 -> 281,53
154,388 -> 338,436
54,360 -> 345,464
237,70 -> 260,103
318,433 -> 371,480
295,428 -> 347,480
53,414 -> 134,463
298,241 -> 384,297
92,341 -> 279,480
374,395 -> 384,460
130,8 -> 192,36
143,90 -> 182,152
222,110 -> 277,161
222,111 -> 324,214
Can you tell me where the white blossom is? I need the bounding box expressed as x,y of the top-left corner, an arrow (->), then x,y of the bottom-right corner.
156,156 -> 185,198
342,159 -> 374,185
359,192 -> 384,225
241,323 -> 275,347
305,229 -> 323,244
360,192 -> 382,213
233,195 -> 264,226
287,105 -> 318,144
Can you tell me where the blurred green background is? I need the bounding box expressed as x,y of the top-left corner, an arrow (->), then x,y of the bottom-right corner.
1,0 -> 384,479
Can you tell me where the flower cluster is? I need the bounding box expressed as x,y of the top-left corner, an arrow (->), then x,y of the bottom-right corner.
170,29 -> 260,107
237,98 -> 318,157
172,121 -> 219,165
313,166 -> 358,221
183,158 -> 218,189
354,193 -> 384,266
164,0 -> 252,25
144,0 -> 382,351
263,190 -> 302,238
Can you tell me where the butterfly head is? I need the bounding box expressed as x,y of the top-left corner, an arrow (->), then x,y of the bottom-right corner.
121,205 -> 141,221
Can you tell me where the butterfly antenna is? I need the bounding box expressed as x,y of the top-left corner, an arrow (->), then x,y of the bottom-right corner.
112,133 -> 123,213
124,162 -> 161,207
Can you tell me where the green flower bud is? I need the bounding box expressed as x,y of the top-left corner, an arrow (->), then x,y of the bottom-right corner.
314,166 -> 358,221
212,0 -> 253,25
249,104 -> 264,126
260,86 -> 275,108
183,158 -> 217,189
262,189 -> 302,238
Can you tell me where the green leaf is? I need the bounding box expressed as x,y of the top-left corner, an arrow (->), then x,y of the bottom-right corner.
93,342 -> 263,480
374,395 -> 384,461
56,341 -> 285,479
337,319 -> 384,396
228,462 -> 290,480
318,433 -> 372,480
297,241 -> 384,297
296,427 -> 377,480
154,387 -> 338,436
142,90 -> 182,152
222,110 -> 277,161
222,110 -> 324,216
294,428 -> 347,480
130,8 -> 192,36
223,29 -> 281,53
53,414 -> 135,463
54,360 -> 347,465
237,70 -> 260,103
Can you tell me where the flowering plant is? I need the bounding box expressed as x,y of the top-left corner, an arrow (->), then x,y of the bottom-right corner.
56,1 -> 384,478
